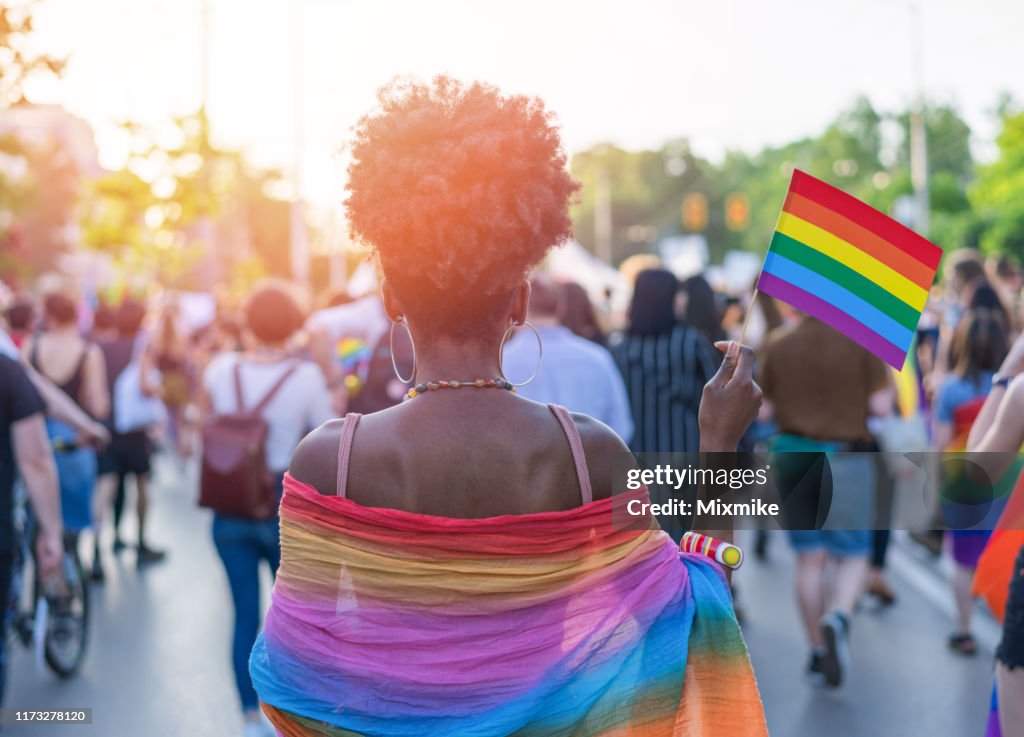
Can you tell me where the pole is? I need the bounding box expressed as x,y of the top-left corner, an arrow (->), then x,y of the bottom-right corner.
289,1 -> 310,286
594,148 -> 613,265
200,0 -> 210,115
908,1 -> 929,237
737,289 -> 758,348
328,213 -> 348,291
197,0 -> 219,290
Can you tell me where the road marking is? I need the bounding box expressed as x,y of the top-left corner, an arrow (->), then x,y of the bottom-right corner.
886,533 -> 1001,653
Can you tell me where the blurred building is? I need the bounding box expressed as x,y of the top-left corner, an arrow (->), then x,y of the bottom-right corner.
0,103 -> 101,176
0,104 -> 101,278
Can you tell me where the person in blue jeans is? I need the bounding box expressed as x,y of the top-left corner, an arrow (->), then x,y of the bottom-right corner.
201,284 -> 334,737
212,477 -> 283,722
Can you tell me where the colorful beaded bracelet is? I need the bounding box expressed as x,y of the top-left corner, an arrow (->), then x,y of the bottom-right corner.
404,377 -> 517,400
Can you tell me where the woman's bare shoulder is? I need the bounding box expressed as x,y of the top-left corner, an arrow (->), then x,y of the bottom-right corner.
289,418 -> 347,495
570,412 -> 636,501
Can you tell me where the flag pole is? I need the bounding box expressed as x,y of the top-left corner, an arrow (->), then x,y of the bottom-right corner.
737,288 -> 759,348
734,169 -> 794,349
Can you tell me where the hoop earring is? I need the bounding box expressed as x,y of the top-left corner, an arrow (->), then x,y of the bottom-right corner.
499,320 -> 542,387
390,317 -> 417,384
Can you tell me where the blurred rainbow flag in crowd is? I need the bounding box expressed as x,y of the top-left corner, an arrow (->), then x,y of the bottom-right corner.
756,170 -> 943,369
334,336 -> 373,395
335,336 -> 372,372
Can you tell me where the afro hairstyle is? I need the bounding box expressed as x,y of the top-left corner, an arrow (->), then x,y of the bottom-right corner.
345,76 -> 580,339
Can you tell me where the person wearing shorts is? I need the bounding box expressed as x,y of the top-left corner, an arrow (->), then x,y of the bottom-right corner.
788,530 -> 873,557
760,317 -> 891,689
95,299 -> 163,568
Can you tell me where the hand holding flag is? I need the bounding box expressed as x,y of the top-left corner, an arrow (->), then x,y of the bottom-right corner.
699,340 -> 763,452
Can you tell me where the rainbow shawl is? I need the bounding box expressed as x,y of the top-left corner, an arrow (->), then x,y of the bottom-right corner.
251,475 -> 767,737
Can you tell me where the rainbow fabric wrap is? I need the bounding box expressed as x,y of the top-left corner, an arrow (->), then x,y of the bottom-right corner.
251,475 -> 767,737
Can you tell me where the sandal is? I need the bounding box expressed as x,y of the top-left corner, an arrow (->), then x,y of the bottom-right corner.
948,632 -> 977,656
867,578 -> 897,606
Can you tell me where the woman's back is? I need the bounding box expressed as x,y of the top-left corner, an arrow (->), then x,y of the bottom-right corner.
292,392 -> 622,517
25,307 -> 108,535
26,330 -> 108,423
256,414 -> 768,737
29,331 -> 90,400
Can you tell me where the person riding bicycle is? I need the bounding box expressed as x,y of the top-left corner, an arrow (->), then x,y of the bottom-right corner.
0,353 -> 63,705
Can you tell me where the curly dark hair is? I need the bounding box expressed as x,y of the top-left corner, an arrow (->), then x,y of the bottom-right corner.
345,76 -> 580,339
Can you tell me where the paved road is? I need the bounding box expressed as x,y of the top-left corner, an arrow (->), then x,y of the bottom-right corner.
737,530 -> 997,737
7,457 -> 246,737
6,458 -> 1000,736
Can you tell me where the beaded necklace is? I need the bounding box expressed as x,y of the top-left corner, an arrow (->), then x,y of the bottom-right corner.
404,377 -> 516,401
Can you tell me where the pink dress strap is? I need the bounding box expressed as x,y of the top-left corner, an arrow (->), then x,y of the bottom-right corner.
548,404 -> 594,505
335,413 -> 363,498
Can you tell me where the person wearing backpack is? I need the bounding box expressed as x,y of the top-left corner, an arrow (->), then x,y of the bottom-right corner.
199,283 -> 333,737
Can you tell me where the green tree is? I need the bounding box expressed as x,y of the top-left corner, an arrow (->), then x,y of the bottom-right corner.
571,141 -> 727,263
707,97 -> 888,257
971,106 -> 1024,261
79,111 -> 292,292
0,132 -> 31,278
569,96 -> 980,269
0,1 -> 64,106
0,1 -> 68,280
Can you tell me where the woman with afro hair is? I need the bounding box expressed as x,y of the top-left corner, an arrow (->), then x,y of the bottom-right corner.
249,76 -> 767,737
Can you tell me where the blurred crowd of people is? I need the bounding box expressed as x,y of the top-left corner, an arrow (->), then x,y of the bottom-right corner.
1,245 -> 1024,735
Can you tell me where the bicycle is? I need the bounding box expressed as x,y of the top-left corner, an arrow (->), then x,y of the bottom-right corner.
6,449 -> 91,678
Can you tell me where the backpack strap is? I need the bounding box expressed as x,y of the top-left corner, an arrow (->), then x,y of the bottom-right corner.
233,362 -> 243,412
233,359 -> 302,415
29,333 -> 41,372
548,404 -> 593,505
336,413 -> 363,498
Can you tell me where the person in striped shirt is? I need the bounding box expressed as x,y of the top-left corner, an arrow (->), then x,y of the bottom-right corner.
611,268 -> 719,454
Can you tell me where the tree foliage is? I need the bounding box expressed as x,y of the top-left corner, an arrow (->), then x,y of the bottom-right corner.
0,1 -> 71,281
79,111 -> 291,292
971,105 -> 1024,261
0,1 -> 64,107
570,97 -> 979,266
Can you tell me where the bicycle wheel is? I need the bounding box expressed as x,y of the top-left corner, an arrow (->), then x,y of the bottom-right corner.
34,545 -> 90,678
6,538 -> 31,648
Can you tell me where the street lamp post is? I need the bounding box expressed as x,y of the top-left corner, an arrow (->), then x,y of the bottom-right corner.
289,1 -> 310,286
908,1 -> 929,237
594,145 -> 613,265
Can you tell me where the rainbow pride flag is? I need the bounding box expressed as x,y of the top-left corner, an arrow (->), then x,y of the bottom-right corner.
250,475 -> 767,737
756,169 -> 943,369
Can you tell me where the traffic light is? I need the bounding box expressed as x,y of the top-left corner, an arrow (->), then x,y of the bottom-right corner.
725,192 -> 750,231
682,193 -> 708,232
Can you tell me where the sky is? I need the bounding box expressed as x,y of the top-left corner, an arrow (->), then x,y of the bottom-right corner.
24,0 -> 1024,207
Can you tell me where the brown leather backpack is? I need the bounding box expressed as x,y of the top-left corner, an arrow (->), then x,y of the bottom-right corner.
199,360 -> 300,519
